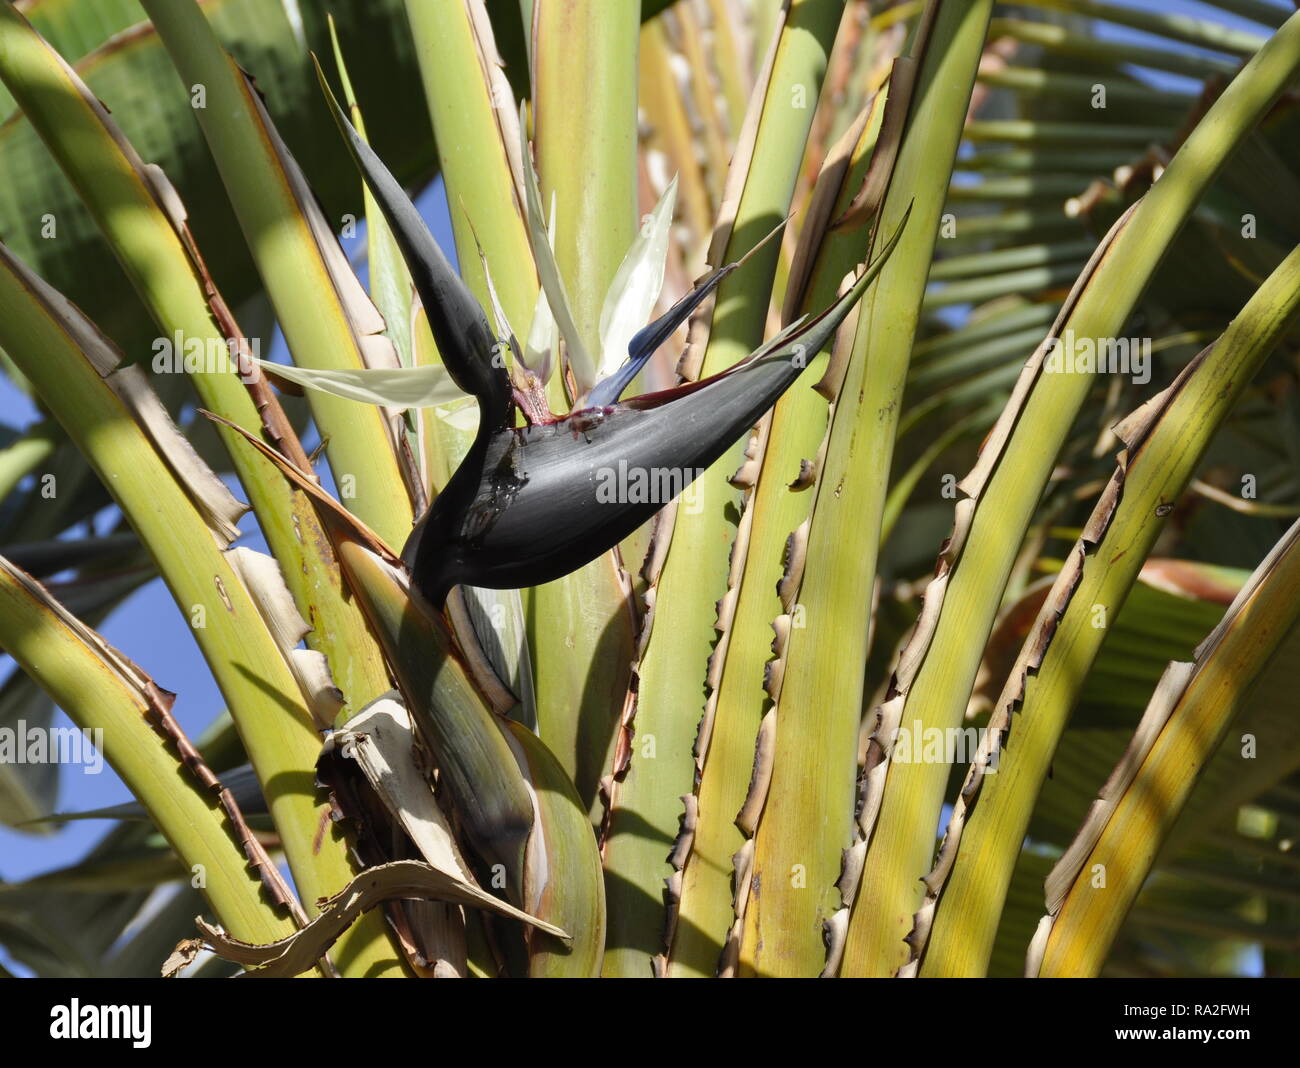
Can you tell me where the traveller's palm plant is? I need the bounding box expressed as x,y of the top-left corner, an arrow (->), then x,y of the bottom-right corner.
0,0 -> 1297,978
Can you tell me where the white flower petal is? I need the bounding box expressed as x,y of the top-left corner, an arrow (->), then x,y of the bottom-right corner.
598,175 -> 677,380
253,356 -> 462,409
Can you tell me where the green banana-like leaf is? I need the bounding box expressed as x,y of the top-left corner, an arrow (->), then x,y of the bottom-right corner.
503,720 -> 607,977
0,0 -> 431,357
1032,518 -> 1300,977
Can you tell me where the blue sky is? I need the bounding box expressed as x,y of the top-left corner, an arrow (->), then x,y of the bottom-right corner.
0,0 -> 1287,916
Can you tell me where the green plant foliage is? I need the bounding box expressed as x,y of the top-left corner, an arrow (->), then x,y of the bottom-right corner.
0,0 -> 1297,979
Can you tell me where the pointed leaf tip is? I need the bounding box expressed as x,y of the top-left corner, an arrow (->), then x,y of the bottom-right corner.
313,56 -> 510,428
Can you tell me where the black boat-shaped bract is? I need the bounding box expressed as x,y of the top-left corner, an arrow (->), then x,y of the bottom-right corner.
317,63 -> 907,607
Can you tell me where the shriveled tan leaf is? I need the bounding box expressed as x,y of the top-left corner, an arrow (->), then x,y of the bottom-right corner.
327,695 -> 474,881
196,860 -> 568,978
227,547 -> 345,728
781,99 -> 876,325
